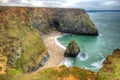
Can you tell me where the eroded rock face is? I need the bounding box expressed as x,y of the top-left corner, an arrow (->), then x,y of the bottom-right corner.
64,40 -> 80,57
33,8 -> 98,35
96,49 -> 120,80
0,7 -> 47,73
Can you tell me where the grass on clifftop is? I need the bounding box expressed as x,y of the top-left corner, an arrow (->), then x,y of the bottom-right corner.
96,49 -> 120,80
8,25 -> 47,71
1,65 -> 96,80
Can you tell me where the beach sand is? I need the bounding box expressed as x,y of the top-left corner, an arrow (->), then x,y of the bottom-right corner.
40,31 -> 65,70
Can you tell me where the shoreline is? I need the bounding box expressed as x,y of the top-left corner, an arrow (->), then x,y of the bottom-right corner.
35,31 -> 66,72
54,34 -> 66,50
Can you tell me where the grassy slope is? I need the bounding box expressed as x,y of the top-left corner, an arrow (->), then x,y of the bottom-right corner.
3,65 -> 96,80
0,7 -> 47,73
96,49 -> 120,80
81,13 -> 96,30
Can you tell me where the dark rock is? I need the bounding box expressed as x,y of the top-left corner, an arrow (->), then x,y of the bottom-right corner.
81,53 -> 86,58
32,8 -> 98,35
28,53 -> 50,73
64,40 -> 80,57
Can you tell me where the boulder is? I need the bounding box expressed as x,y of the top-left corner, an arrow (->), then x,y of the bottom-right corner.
64,40 -> 80,57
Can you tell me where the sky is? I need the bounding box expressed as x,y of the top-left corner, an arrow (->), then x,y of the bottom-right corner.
0,0 -> 120,10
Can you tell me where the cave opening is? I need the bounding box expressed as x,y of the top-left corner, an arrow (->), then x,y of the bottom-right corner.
50,19 -> 60,30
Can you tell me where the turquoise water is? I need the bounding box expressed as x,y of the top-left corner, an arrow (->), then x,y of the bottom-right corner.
57,12 -> 120,72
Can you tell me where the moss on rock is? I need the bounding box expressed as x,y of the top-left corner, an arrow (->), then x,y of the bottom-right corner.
64,40 -> 80,57
32,8 -> 98,35
0,7 -> 47,73
96,49 -> 120,80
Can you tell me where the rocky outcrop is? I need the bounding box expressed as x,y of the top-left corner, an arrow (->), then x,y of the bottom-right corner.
0,7 -> 48,73
0,7 -> 98,36
64,40 -> 80,57
28,53 -> 50,73
32,8 -> 98,35
96,49 -> 120,80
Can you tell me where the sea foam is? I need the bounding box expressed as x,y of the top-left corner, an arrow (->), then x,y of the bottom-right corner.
54,33 -> 71,50
77,52 -> 89,61
54,35 -> 66,50
64,57 -> 74,67
91,58 -> 105,69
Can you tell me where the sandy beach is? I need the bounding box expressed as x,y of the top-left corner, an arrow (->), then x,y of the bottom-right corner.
40,31 -> 65,70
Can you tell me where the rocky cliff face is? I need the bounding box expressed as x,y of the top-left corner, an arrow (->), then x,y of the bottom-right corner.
96,49 -> 120,80
33,8 -> 98,35
0,7 -> 48,73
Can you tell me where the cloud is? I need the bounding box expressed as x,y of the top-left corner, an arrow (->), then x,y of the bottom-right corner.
0,0 -> 120,10
9,0 -> 21,3
103,1 -> 116,5
72,0 -> 120,10
0,0 -> 9,3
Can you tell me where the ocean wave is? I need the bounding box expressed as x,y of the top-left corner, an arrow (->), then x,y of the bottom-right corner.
98,53 -> 104,58
99,33 -> 103,36
54,33 -> 73,50
85,67 -> 98,70
91,58 -> 105,69
54,35 -> 66,50
77,52 -> 89,61
64,57 -> 74,67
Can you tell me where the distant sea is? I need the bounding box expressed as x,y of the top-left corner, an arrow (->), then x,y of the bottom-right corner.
57,11 -> 120,72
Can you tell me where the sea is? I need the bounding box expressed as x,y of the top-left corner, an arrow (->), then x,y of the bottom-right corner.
57,11 -> 120,72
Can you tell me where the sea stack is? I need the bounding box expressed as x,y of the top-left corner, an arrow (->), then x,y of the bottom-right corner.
64,40 -> 80,57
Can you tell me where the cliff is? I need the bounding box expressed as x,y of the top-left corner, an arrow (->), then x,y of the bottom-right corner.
2,65 -> 96,80
33,8 -> 98,35
96,49 -> 120,80
0,7 -> 48,73
1,48 -> 120,80
0,7 -> 98,36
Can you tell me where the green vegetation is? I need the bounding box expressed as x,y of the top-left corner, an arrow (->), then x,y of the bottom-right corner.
81,13 -> 95,30
96,49 -> 120,80
64,40 -> 80,57
0,66 -> 2,70
0,7 -> 47,73
1,65 -> 96,80
7,69 -> 21,74
0,59 -> 5,62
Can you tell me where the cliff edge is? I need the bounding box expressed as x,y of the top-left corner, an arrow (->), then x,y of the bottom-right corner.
96,49 -> 120,80
33,8 -> 98,35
